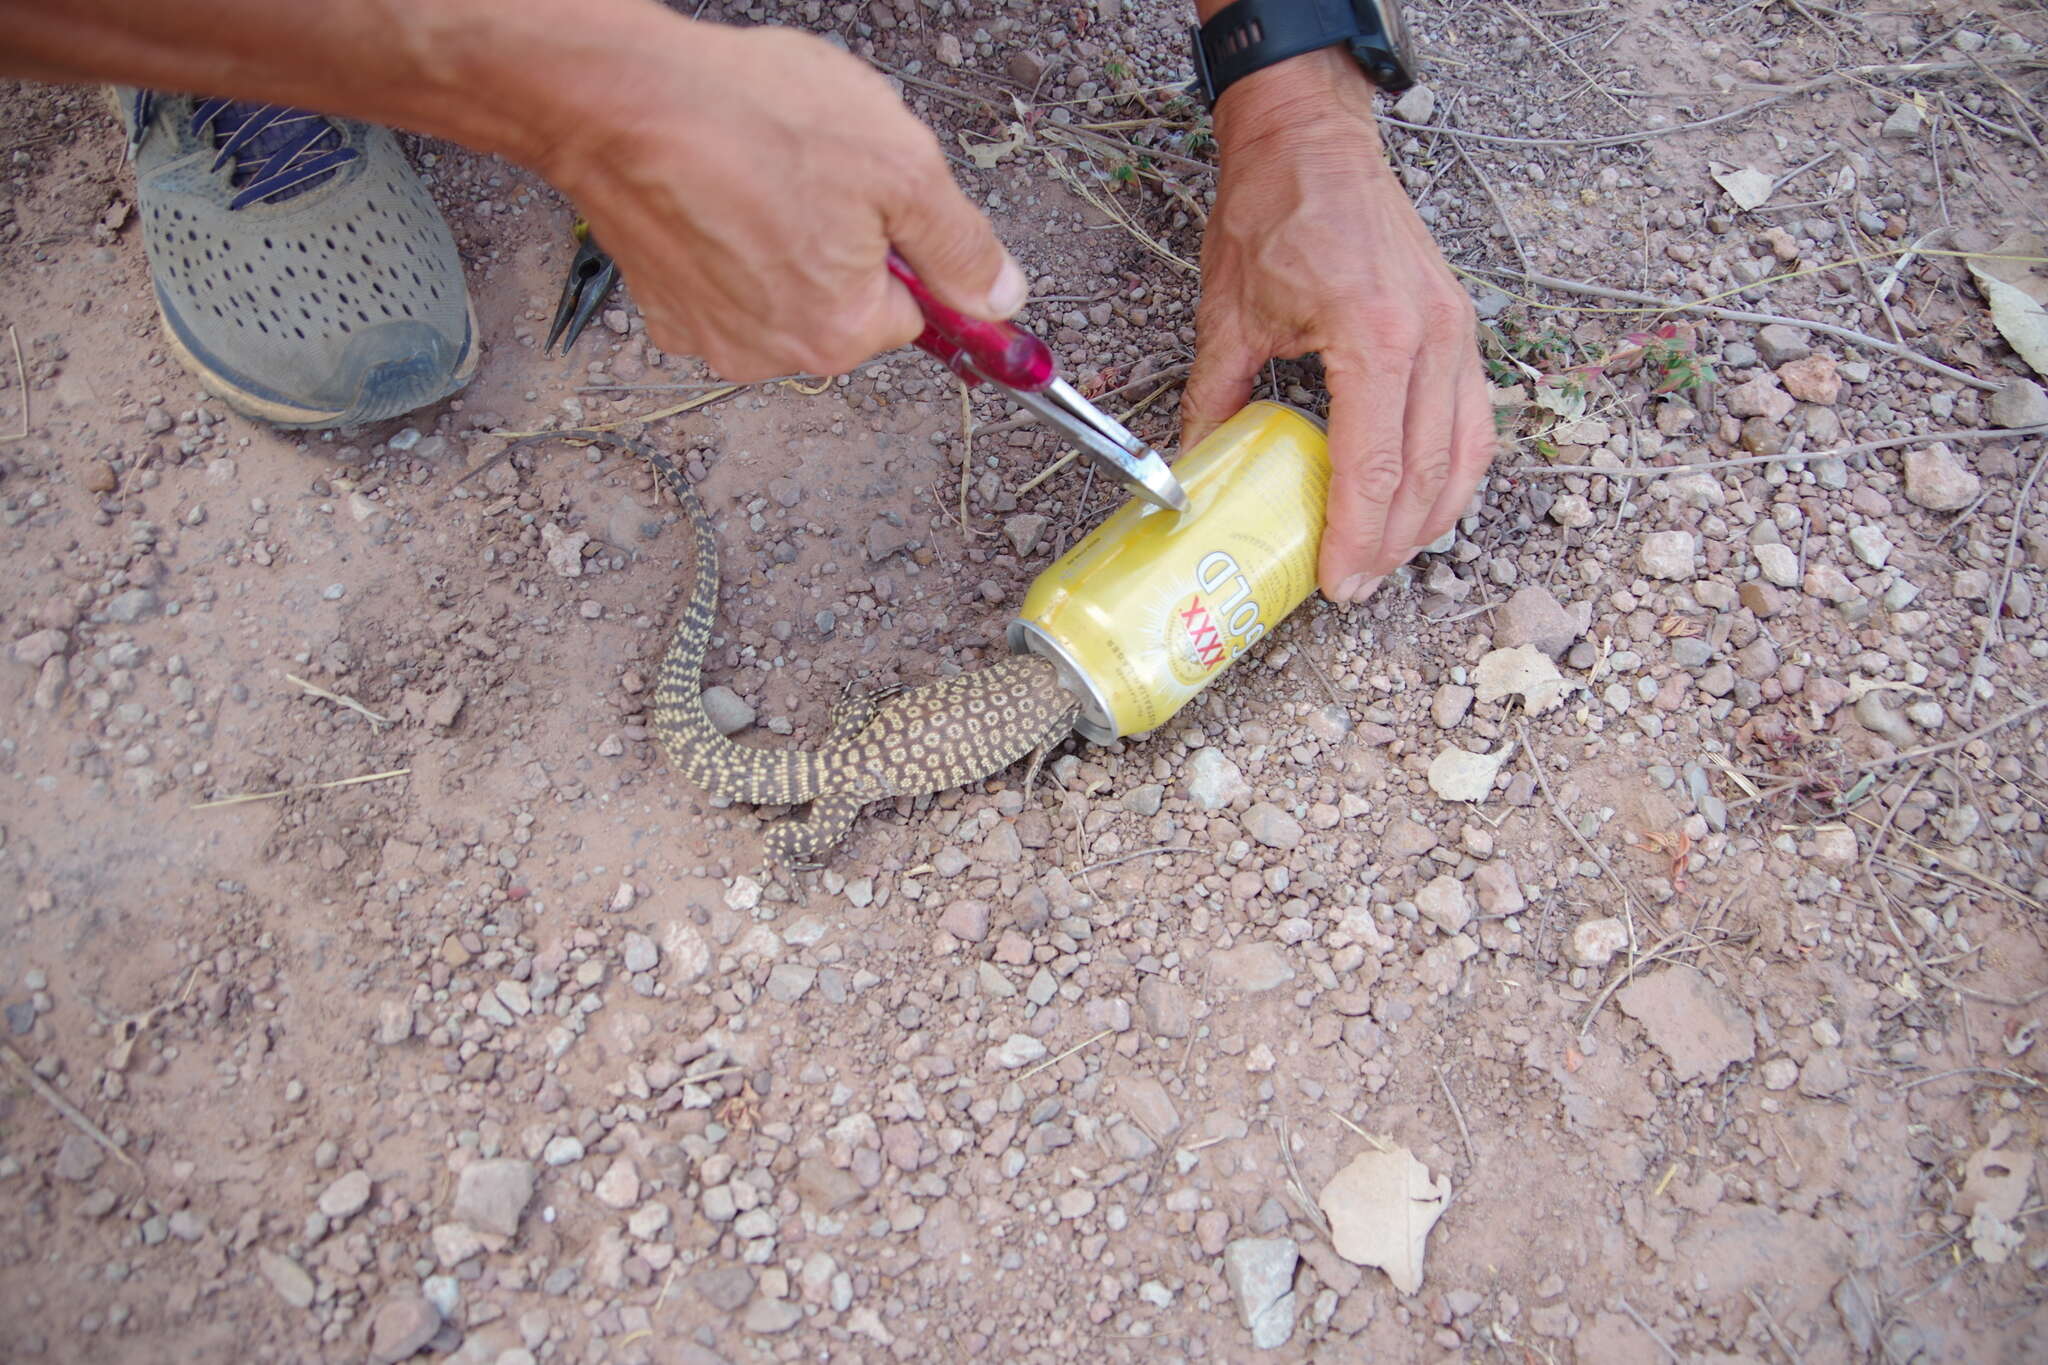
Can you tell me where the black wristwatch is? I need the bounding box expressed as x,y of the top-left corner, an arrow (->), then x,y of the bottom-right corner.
1189,0 -> 1418,107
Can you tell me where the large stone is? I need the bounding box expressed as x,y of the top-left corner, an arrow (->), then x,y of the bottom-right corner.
1185,748 -> 1250,811
258,1250 -> 316,1309
317,1170 -> 372,1220
367,1294 -> 442,1364
1902,444 -> 1981,511
1567,917 -> 1629,968
1137,978 -> 1192,1037
452,1159 -> 536,1239
1209,942 -> 1295,992
1722,375 -> 1794,421
1241,803 -> 1303,850
1988,379 -> 2048,429
1776,355 -> 1840,405
1415,875 -> 1473,934
1638,531 -> 1697,581
1755,323 -> 1811,365
1617,968 -> 1756,1082
1754,542 -> 1800,588
1493,585 -> 1583,658
699,686 -> 754,735
1472,861 -> 1525,916
1223,1237 -> 1300,1350
595,1158 -> 641,1210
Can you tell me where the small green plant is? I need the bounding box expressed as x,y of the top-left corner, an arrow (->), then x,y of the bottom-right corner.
1633,324 -> 1715,394
1479,316 -> 1577,387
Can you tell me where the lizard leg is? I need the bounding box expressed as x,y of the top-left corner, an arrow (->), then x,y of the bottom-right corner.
766,794 -> 867,871
766,679 -> 887,871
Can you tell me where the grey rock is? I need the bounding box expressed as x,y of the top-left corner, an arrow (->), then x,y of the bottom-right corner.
1847,525 -> 1891,568
106,588 -> 160,624
367,1294 -> 442,1364
452,1159 -> 536,1238
1137,977 -> 1192,1038
1755,542 -> 1800,587
1209,942 -> 1295,992
1242,803 -> 1304,850
694,1264 -> 755,1312
258,1250 -> 316,1309
1882,100 -> 1924,138
1391,83 -> 1436,124
1431,683 -> 1475,727
542,1135 -> 584,1166
54,1134 -> 103,1182
1121,783 -> 1165,816
317,1170 -> 372,1220
1902,444 -> 1980,511
1416,874 -> 1472,934
1638,531 -> 1696,581
699,686 -> 755,735
865,519 -> 910,562
1669,637 -> 1712,669
1616,968 -> 1755,1082
1755,324 -> 1811,366
1988,379 -> 2048,429
1223,1237 -> 1300,1350
622,932 -> 658,974
767,964 -> 816,1002
1494,585 -> 1583,658
1185,748 -> 1250,811
1003,513 -> 1049,557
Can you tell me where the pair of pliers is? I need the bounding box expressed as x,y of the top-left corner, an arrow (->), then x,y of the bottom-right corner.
542,228 -> 1190,514
887,250 -> 1189,514
547,218 -> 620,355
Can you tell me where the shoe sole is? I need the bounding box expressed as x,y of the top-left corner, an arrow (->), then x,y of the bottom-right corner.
152,289 -> 480,431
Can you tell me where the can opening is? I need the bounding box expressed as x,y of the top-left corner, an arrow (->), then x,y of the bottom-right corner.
1005,618 -> 1120,745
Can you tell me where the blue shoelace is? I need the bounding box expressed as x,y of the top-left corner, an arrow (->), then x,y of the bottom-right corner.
130,91 -> 360,209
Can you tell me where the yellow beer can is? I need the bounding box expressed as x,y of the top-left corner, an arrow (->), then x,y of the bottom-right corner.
1006,400 -> 1330,743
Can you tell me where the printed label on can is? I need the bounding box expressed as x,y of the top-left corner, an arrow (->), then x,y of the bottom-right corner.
1010,401 -> 1330,743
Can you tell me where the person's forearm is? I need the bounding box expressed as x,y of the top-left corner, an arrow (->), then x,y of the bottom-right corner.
1,0 -> 686,177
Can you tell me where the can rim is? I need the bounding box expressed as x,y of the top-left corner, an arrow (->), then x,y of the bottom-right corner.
1253,398 -> 1329,433
1005,618 -> 1119,746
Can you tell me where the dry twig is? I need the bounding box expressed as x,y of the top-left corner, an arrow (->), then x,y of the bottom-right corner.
192,767 -> 411,809
2,1043 -> 143,1177
284,672 -> 393,729
1508,425 -> 2048,478
1467,264 -> 2004,391
1,324 -> 25,443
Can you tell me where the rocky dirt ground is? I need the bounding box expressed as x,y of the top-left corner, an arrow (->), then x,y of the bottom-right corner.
4,1 -> 2048,1362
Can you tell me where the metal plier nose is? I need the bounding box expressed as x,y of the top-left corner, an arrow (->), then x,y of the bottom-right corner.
547,219 -> 620,355
887,250 -> 1189,514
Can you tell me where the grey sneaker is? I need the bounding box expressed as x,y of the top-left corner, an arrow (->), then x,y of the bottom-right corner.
114,89 -> 478,429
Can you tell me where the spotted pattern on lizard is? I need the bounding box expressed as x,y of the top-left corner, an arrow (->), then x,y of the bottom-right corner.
495,429 -> 1079,868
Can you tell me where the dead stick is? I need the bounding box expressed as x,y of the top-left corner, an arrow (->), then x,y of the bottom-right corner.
1960,443 -> 2047,722
1466,264 -> 2003,390
2,1043 -> 144,1176
1,324 -> 26,443
1508,426 -> 2047,478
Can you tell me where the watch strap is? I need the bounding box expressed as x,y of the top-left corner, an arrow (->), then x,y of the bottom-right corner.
1189,0 -> 1414,107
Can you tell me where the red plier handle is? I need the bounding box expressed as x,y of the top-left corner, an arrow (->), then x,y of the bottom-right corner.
887,249 -> 1054,392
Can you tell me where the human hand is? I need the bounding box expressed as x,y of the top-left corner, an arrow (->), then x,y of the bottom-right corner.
1179,48 -> 1495,603
534,21 -> 1025,381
